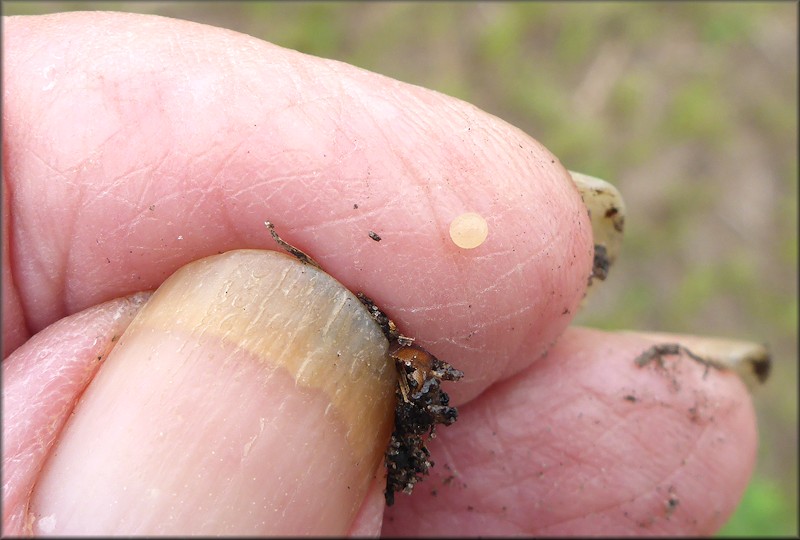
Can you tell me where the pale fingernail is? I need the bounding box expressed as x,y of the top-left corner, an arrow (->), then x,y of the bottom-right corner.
568,171 -> 626,289
624,330 -> 772,389
29,250 -> 396,535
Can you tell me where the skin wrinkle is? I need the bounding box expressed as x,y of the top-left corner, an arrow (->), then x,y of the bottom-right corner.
226,173 -> 304,204
501,434 -> 626,530
569,468 -> 688,534
631,456 -> 699,521
534,514 -> 614,537
549,465 -> 649,529
181,186 -> 226,233
428,304 -> 532,351
361,100 -> 411,170
286,181 -> 338,221
215,192 -> 250,252
58,187 -> 167,296
363,213 -> 430,244
94,162 -> 161,205
15,221 -> 65,330
589,405 -> 656,466
409,447 -> 534,533
289,183 -> 409,267
12,148 -> 69,228
536,384 -> 730,532
285,47 -> 325,101
468,244 -> 519,265
384,158 -> 441,238
17,146 -> 65,185
483,467 -> 538,512
328,103 -> 368,167
616,404 -> 681,471
23,68 -> 59,124
277,197 -> 353,248
439,338 -> 490,357
464,219 -> 570,306
207,138 -> 248,185
391,92 -> 460,167
296,203 -> 379,239
61,182 -> 87,307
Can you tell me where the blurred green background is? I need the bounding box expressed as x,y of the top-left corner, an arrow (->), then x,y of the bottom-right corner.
4,1 -> 796,536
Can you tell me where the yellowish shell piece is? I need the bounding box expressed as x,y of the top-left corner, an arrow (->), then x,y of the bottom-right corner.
568,171 -> 626,268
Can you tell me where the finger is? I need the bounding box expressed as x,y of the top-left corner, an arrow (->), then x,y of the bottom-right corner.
3,12 -> 593,402
11,251 -> 393,535
2,292 -> 149,535
383,327 -> 758,536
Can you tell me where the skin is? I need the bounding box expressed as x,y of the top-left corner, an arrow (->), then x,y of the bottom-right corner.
2,12 -> 757,536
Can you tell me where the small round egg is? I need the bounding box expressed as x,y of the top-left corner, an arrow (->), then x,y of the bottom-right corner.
449,212 -> 489,249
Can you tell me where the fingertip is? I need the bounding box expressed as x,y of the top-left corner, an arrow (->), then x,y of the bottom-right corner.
523,327 -> 759,535
4,10 -> 594,404
383,326 -> 759,536
2,292 -> 149,535
28,251 -> 393,535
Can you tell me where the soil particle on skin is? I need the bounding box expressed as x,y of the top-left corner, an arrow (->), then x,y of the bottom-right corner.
665,487 -> 680,517
264,221 -> 321,270
590,243 -> 610,282
265,222 -> 464,507
634,342 -> 740,392
356,293 -> 400,342
339,290 -> 465,506
382,342 -> 463,505
636,343 -> 717,374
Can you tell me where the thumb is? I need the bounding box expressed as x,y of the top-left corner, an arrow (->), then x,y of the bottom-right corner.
23,250 -> 395,535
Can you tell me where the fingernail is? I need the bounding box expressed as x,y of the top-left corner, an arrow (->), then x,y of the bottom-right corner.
29,250 -> 396,535
568,171 -> 626,289
623,330 -> 772,389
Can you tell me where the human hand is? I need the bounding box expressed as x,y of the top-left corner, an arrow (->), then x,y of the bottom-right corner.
2,12 -> 758,536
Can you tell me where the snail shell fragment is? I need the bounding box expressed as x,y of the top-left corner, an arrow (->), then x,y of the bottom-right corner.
566,176 -> 771,388
569,171 -> 626,284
